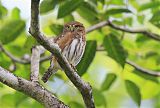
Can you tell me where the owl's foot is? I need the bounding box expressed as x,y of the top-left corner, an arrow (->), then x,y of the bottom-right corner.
70,63 -> 77,71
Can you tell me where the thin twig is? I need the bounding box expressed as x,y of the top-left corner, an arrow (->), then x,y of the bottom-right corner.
96,47 -> 160,77
29,0 -> 95,107
126,60 -> 160,77
0,43 -> 51,64
86,21 -> 109,33
0,44 -> 27,64
86,20 -> 160,41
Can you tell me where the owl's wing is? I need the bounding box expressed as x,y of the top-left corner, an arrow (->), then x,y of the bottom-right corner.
54,32 -> 73,51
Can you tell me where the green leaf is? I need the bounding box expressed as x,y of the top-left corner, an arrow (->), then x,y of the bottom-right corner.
93,88 -> 107,107
107,0 -> 124,5
124,17 -> 133,26
0,83 -> 3,88
99,0 -> 105,5
64,14 -> 74,23
150,11 -> 160,28
0,53 -> 11,68
103,34 -> 127,67
11,7 -> 20,20
139,1 -> 160,11
49,24 -> 63,35
136,34 -> 150,43
40,0 -> 57,14
106,8 -> 132,16
101,73 -> 117,91
0,94 -> 15,107
0,20 -> 25,44
0,92 -> 27,107
57,0 -> 84,18
77,2 -> 98,24
88,0 -> 97,5
137,15 -> 145,24
0,3 -> 7,19
23,36 -> 38,52
133,70 -> 159,84
69,102 -> 84,108
77,41 -> 97,76
14,92 -> 28,107
125,80 -> 141,106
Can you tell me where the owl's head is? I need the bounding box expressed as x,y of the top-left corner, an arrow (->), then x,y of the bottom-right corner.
63,21 -> 85,33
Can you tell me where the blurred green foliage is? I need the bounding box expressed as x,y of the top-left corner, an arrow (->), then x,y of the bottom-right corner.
0,0 -> 160,108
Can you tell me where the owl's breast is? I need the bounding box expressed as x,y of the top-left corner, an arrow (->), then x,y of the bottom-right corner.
62,37 -> 86,66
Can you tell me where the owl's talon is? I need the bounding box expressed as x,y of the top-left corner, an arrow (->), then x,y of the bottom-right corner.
70,63 -> 77,71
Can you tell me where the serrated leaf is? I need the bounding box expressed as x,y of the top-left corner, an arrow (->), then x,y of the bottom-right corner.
0,3 -> 7,19
11,7 -> 20,20
58,0 -> 84,18
139,1 -> 160,11
103,34 -> 127,67
101,73 -> 117,91
125,80 -> 141,106
77,41 -> 97,76
64,14 -> 74,23
49,24 -> 63,35
106,8 -> 132,16
77,2 -> 98,24
93,88 -> 107,107
40,0 -> 57,14
0,20 -> 25,44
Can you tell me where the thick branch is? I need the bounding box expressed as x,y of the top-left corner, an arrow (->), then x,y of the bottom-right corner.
86,20 -> 160,41
29,0 -> 95,107
126,60 -> 160,77
0,66 -> 68,108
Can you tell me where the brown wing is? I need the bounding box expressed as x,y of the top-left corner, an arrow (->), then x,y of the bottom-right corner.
54,32 -> 73,51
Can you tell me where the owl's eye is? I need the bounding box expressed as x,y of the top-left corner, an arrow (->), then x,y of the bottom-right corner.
66,26 -> 70,30
76,26 -> 79,30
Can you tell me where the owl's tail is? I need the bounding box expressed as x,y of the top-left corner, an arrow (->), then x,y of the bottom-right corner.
41,66 -> 58,83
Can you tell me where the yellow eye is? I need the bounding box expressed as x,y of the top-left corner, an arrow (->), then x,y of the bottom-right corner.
76,26 -> 79,30
66,26 -> 70,30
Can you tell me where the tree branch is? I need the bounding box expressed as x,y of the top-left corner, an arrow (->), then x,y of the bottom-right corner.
126,60 -> 160,77
30,46 -> 40,82
0,43 -> 28,64
86,20 -> 160,41
96,47 -> 160,77
0,66 -> 69,108
29,0 -> 95,108
86,21 -> 109,33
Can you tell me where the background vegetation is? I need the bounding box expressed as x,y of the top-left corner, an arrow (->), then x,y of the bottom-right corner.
0,0 -> 160,108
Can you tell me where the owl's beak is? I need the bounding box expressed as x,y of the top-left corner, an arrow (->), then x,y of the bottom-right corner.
69,25 -> 74,31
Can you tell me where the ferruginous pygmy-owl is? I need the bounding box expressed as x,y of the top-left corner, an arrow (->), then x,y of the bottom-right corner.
42,21 -> 86,83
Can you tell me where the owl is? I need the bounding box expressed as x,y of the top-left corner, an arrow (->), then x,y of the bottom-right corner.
42,21 -> 86,83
